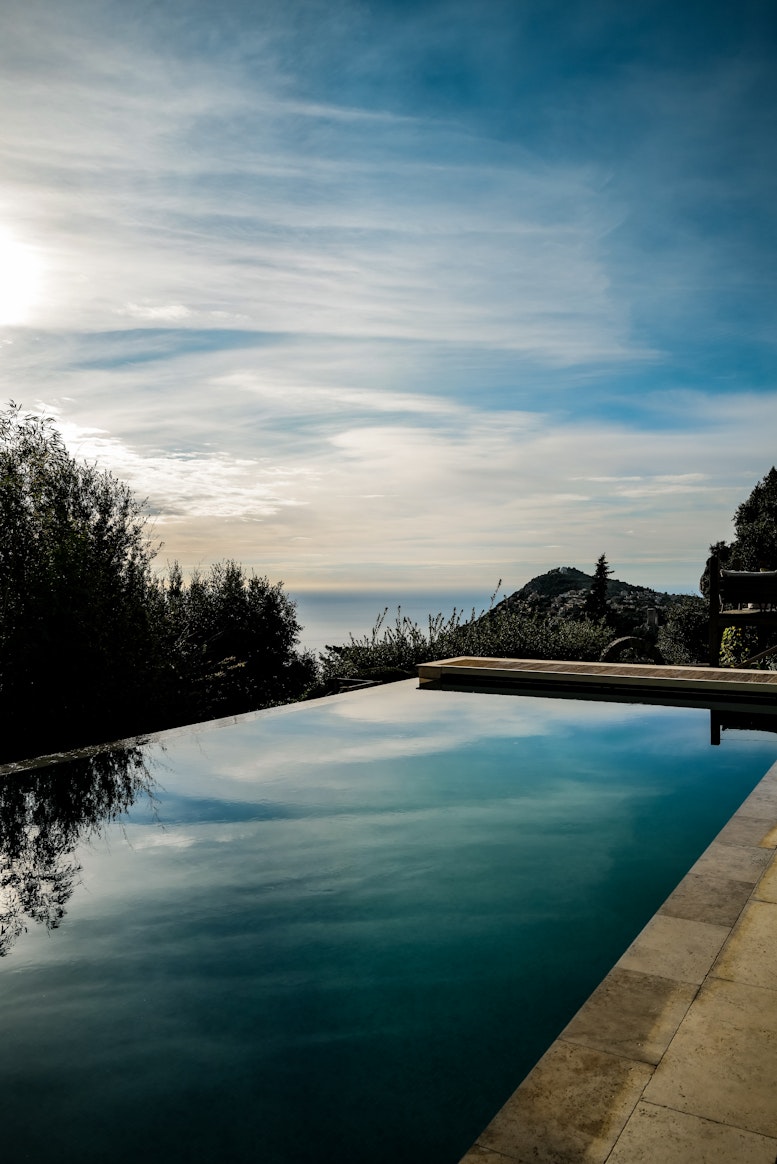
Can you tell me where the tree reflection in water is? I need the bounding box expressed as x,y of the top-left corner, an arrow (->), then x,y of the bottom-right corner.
0,746 -> 154,956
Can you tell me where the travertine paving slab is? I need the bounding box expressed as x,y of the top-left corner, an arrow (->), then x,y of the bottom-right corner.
712,900 -> 777,990
458,1145 -> 515,1162
740,786 -> 777,816
458,1140 -> 518,1159
561,967 -> 696,1064
754,857 -> 777,902
690,840 -> 772,884
660,871 -> 753,926
759,822 -> 777,848
644,977 -> 777,1138
475,1041 -> 652,1164
607,1101 -> 777,1163
616,913 -> 729,985
716,814 -> 777,848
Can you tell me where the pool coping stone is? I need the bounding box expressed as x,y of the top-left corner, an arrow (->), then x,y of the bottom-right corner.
453,684 -> 777,1163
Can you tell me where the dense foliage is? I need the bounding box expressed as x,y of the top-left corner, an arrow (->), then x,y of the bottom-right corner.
1,405 -> 163,755
0,404 -> 315,761
656,595 -> 709,665
704,467 -> 777,668
162,560 -> 316,722
706,467 -> 777,574
731,467 -> 777,569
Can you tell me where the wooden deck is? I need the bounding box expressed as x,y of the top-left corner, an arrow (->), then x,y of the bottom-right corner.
417,656 -> 777,707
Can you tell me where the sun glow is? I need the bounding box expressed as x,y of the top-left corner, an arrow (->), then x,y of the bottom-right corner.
0,228 -> 42,326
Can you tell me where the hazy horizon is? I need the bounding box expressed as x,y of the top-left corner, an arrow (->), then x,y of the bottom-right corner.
2,0 -> 776,594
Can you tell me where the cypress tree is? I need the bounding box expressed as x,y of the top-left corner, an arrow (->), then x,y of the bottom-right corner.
583,553 -> 613,622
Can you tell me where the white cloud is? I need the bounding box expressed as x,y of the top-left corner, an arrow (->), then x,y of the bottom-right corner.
129,831 -> 198,850
2,1 -> 775,597
52,420 -> 316,520
20,382 -> 773,592
118,303 -> 192,322
147,680 -> 655,788
0,1 -> 646,365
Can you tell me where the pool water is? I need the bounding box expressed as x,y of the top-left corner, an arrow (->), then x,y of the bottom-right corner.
1,681 -> 776,1164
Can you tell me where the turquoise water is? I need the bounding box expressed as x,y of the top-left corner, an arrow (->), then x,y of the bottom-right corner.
1,682 -> 776,1163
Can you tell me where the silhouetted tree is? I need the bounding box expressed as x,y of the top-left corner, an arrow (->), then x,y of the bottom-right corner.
0,404 -> 318,762
700,468 -> 777,593
162,560 -> 317,720
732,467 -> 777,569
583,554 -> 613,622
0,403 -> 169,757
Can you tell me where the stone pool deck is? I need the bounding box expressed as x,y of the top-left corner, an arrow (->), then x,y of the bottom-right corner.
417,660 -> 777,1163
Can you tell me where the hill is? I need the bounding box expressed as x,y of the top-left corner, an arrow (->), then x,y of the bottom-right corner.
496,566 -> 686,633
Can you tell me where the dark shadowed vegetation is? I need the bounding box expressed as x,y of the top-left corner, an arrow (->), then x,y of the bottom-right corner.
656,595 -> 709,665
314,599 -> 614,693
582,553 -> 613,623
0,404 -> 316,762
703,467 -> 777,668
161,559 -> 317,721
707,467 -> 777,574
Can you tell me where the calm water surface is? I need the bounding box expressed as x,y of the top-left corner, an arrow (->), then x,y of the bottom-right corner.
1,682 -> 776,1164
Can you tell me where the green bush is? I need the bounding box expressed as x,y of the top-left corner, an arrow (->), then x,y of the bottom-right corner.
657,595 -> 709,665
719,626 -> 762,669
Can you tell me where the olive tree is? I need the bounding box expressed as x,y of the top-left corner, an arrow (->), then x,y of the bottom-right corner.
1,404 -> 317,761
162,559 -> 317,720
0,403 -> 168,756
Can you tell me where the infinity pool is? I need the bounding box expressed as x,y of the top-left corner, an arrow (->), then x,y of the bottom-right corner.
1,681 -> 776,1163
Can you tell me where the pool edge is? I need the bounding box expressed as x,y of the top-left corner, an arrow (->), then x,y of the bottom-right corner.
456,757 -> 777,1163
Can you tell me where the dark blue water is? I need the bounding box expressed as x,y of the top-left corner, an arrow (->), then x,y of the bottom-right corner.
1,683 -> 775,1164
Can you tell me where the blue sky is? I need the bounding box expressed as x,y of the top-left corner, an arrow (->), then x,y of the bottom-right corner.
1,0 -> 776,593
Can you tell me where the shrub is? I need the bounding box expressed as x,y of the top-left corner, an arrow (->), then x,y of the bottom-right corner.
719,626 -> 762,669
657,595 -> 709,665
316,599 -> 612,689
162,560 -> 318,720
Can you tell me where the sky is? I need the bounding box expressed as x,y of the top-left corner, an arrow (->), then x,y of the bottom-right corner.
1,0 -> 776,596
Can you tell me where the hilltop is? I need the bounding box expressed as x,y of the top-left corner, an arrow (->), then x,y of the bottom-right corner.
496,566 -> 686,633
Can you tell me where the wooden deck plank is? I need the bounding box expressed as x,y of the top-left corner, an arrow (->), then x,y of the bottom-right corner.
417,657 -> 777,701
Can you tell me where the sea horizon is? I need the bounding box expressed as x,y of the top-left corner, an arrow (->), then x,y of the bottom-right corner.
293,578 -> 701,656
293,588 -> 502,655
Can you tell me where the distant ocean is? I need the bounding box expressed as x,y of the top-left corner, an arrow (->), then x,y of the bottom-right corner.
292,577 -> 699,655
293,588 -> 502,655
